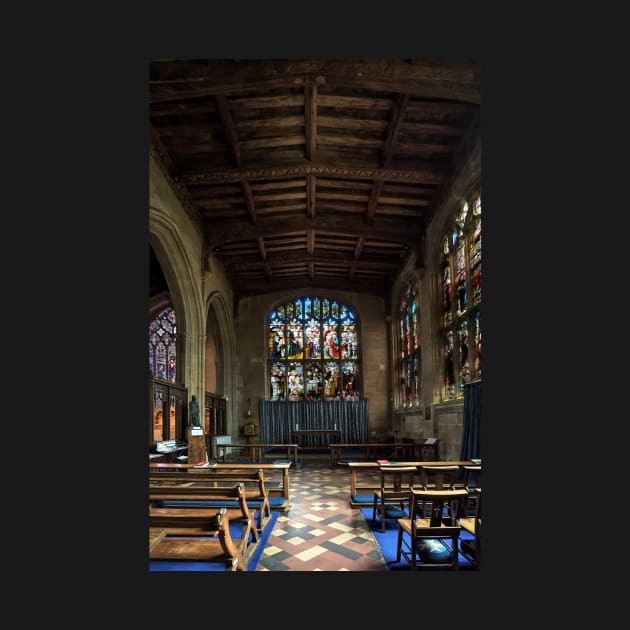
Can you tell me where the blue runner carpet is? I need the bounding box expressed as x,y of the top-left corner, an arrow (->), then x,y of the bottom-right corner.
359,507 -> 475,570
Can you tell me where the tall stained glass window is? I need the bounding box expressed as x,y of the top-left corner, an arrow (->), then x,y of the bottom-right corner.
149,306 -> 177,383
398,284 -> 421,408
440,195 -> 481,400
268,297 -> 360,401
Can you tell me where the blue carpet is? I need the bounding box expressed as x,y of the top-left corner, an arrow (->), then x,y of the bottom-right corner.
150,509 -> 279,571
359,507 -> 475,570
352,494 -> 376,504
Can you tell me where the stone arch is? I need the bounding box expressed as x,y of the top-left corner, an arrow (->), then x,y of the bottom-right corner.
149,208 -> 205,396
206,290 -> 236,432
266,289 -> 364,323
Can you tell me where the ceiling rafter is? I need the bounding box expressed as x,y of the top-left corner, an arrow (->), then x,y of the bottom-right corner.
177,162 -> 445,186
150,59 -> 480,299
307,175 -> 316,218
366,181 -> 384,224
382,93 -> 410,168
305,84 -> 318,160
223,251 -> 402,269
214,94 -> 242,167
354,235 -> 366,259
204,216 -> 423,248
256,235 -> 266,261
241,181 -> 258,225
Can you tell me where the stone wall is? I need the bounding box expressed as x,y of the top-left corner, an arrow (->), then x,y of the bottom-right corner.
236,289 -> 390,437
395,400 -> 464,461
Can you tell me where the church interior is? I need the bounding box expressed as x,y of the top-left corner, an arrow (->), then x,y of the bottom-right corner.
148,58 -> 481,571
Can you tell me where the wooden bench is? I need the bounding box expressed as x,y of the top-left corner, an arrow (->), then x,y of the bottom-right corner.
216,443 -> 299,465
149,486 -> 259,543
149,484 -> 263,542
149,469 -> 271,533
329,442 -> 417,466
149,527 -> 167,551
150,461 -> 292,504
149,507 -> 249,571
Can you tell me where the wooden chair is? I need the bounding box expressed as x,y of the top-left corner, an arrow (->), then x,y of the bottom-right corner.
418,465 -> 462,519
372,466 -> 416,532
462,465 -> 481,489
459,487 -> 481,569
419,465 -> 461,491
461,465 -> 481,517
396,488 -> 469,570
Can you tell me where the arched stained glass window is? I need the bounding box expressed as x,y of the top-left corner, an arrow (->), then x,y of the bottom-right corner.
267,297 -> 360,401
398,284 -> 421,408
149,306 -> 177,383
440,195 -> 481,400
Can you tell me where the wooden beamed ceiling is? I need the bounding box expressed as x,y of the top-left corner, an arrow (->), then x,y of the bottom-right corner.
149,59 -> 480,299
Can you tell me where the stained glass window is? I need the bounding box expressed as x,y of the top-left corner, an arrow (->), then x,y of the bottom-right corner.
267,297 -> 360,401
149,306 -> 177,383
398,284 -> 421,408
440,195 -> 481,400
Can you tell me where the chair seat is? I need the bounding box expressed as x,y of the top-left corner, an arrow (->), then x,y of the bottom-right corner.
398,517 -> 460,537
459,516 -> 475,535
373,489 -> 410,500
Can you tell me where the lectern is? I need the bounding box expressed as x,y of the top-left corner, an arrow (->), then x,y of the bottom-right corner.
186,426 -> 207,463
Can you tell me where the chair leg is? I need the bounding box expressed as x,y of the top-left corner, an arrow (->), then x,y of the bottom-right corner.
396,526 -> 403,562
381,499 -> 386,532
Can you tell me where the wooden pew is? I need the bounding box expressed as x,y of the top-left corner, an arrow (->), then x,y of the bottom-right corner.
149,507 -> 249,571
149,462 -> 292,505
216,442 -> 299,464
149,481 -> 260,542
149,468 -> 271,533
150,506 -> 247,535
149,527 -> 167,551
329,442 -> 417,466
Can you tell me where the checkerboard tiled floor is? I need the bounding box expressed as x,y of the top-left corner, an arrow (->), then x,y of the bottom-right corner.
256,461 -> 388,571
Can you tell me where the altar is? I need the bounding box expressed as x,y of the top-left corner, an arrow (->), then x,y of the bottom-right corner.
292,429 -> 341,448
258,400 -> 370,445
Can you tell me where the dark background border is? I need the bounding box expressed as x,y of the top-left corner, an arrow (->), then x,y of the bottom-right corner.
12,7 -> 567,621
